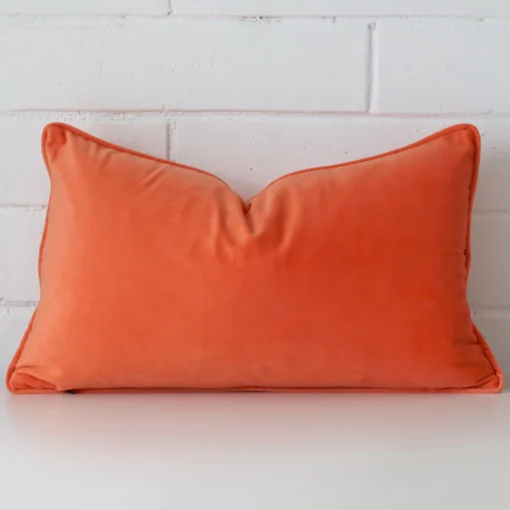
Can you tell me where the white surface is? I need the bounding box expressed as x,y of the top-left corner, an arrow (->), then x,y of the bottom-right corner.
1,391 -> 509,509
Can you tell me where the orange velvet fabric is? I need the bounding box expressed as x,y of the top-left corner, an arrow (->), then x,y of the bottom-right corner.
6,123 -> 502,393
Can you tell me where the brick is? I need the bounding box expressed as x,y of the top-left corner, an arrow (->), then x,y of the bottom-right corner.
377,20 -> 510,114
0,121 -> 167,205
0,20 -> 368,112
0,0 -> 168,15
0,208 -> 44,302
172,0 -> 510,16
472,311 -> 510,382
173,116 -> 510,210
469,217 -> 510,308
0,307 -> 34,392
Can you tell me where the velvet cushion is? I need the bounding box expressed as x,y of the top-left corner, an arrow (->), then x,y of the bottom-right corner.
6,123 -> 502,393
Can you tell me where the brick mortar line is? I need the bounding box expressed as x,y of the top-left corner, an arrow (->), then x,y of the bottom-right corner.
0,14 -> 509,24
167,119 -> 176,159
0,14 -> 370,26
365,21 -> 377,113
0,301 -> 38,308
472,308 -> 510,318
0,206 -> 509,217
0,205 -> 47,211
165,123 -> 171,159
1,111 -> 510,121
1,302 -> 510,318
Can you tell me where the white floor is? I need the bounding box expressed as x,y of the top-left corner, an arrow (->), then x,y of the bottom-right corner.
1,391 -> 509,509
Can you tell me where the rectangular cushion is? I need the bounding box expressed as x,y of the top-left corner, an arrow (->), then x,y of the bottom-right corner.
6,123 -> 503,393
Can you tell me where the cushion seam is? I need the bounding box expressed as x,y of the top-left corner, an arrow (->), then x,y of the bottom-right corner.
5,127 -> 54,392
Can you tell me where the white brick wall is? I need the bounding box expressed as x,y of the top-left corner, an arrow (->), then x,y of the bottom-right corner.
1,0 -> 510,389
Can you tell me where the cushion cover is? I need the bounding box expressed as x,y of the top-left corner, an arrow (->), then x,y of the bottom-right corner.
6,123 -> 503,393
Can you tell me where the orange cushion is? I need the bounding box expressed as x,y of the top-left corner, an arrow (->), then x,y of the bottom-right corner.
6,123 -> 503,394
